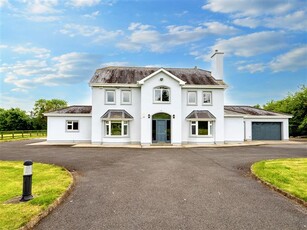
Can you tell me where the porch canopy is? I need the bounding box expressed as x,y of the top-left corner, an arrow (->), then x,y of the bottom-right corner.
101,109 -> 133,120
186,110 -> 216,121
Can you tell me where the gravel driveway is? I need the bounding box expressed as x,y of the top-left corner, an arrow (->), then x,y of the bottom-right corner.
0,140 -> 306,230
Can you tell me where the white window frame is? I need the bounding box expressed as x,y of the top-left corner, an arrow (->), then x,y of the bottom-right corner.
190,121 -> 213,136
187,91 -> 197,105
105,90 -> 116,105
66,120 -> 79,132
202,91 -> 212,105
121,90 -> 132,105
154,86 -> 170,103
105,120 -> 129,137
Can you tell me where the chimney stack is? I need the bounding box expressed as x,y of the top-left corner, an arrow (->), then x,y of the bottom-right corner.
211,50 -> 224,80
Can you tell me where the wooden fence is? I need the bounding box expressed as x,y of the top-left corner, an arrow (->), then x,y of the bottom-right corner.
0,130 -> 47,140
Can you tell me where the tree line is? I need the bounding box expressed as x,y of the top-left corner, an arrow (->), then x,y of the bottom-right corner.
254,85 -> 306,137
0,99 -> 67,131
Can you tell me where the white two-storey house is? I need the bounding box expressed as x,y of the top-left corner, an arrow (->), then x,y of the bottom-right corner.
45,51 -> 291,146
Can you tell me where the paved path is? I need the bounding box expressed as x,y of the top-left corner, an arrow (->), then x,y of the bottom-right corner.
0,140 -> 306,230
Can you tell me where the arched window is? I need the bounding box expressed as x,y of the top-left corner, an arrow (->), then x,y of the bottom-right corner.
154,86 -> 170,103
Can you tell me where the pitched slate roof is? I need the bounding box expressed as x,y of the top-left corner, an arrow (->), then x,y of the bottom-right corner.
224,106 -> 289,116
47,105 -> 92,114
90,66 -> 225,85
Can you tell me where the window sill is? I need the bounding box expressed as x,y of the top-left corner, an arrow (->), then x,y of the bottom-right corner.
189,135 -> 213,138
153,102 -> 171,104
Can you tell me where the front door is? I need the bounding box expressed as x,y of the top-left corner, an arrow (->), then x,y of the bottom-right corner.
156,120 -> 167,142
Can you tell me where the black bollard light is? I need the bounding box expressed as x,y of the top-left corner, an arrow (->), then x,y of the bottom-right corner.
20,160 -> 33,202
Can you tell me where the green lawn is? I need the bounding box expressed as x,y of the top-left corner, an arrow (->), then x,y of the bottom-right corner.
0,161 -> 73,229
252,158 -> 307,201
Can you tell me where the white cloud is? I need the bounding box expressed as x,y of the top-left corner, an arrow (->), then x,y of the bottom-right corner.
26,0 -> 59,14
116,42 -> 141,52
0,44 -> 8,49
101,61 -> 129,67
270,46 -> 307,72
202,22 -> 238,35
1,51 -> 101,91
69,0 -> 100,7
11,45 -> 51,59
175,10 -> 188,17
233,17 -> 261,28
265,11 -> 307,31
0,0 -> 8,7
26,15 -> 60,22
212,31 -> 287,57
128,22 -> 152,31
83,10 -> 100,18
202,0 -> 295,17
59,23 -> 123,42
237,63 -> 266,73
11,88 -> 28,93
118,21 -> 239,53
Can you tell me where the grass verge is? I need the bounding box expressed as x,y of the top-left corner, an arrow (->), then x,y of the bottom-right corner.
251,158 -> 307,202
0,161 -> 73,229
0,136 -> 46,143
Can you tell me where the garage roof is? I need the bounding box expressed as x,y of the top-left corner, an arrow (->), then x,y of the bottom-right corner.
224,106 -> 289,116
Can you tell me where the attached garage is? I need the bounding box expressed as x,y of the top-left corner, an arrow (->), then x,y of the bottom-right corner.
252,122 -> 281,140
224,106 -> 292,142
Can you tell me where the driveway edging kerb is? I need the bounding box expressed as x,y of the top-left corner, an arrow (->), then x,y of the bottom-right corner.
251,169 -> 307,208
20,170 -> 77,230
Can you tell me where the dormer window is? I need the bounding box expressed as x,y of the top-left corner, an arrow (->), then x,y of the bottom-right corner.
154,86 -> 170,103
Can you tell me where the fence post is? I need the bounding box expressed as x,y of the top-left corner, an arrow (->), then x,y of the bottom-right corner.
12,131 -> 14,139
0,132 -> 3,140
22,131 -> 24,138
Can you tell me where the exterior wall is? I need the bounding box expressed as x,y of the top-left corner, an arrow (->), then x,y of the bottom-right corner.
244,118 -> 289,141
140,72 -> 182,145
181,88 -> 225,144
224,117 -> 244,142
91,87 -> 141,144
47,116 -> 91,143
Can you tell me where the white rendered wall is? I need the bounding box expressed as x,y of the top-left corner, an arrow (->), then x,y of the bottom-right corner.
47,116 -> 91,143
181,88 -> 225,144
224,117 -> 244,142
244,118 -> 289,141
91,87 -> 141,144
140,72 -> 182,145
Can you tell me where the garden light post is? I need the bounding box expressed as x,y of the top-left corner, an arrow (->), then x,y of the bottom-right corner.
20,160 -> 33,202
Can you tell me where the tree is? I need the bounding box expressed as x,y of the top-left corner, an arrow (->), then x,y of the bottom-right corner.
0,108 -> 32,131
253,104 -> 261,109
32,99 -> 67,129
263,86 -> 307,136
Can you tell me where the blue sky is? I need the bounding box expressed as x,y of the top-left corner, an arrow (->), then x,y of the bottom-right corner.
0,0 -> 306,112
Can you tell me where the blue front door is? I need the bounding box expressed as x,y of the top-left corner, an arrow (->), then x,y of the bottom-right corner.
156,120 -> 167,142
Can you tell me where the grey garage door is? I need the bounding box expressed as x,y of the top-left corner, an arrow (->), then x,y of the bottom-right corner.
252,122 -> 282,140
